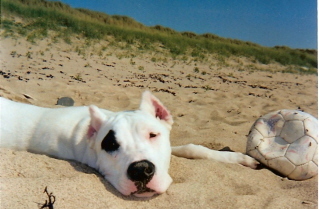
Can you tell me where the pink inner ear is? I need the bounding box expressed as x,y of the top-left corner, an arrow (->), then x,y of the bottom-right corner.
87,125 -> 96,138
152,99 -> 169,121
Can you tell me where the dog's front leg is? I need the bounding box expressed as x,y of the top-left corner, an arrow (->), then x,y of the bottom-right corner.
171,144 -> 259,169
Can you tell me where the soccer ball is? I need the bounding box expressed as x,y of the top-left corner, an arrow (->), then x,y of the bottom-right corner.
246,109 -> 318,180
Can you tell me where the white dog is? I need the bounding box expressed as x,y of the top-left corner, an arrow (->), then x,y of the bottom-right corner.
0,91 -> 258,197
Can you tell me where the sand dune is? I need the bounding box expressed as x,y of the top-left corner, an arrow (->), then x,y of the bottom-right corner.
0,36 -> 317,208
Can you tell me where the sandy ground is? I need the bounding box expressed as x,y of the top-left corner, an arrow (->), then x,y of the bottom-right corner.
0,36 -> 317,209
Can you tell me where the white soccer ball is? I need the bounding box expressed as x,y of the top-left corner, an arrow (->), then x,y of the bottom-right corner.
246,109 -> 318,180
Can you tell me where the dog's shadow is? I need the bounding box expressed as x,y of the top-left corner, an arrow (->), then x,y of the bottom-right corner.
68,160 -> 159,201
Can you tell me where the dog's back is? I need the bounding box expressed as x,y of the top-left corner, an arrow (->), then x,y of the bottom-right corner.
0,98 -> 45,150
0,98 -> 88,156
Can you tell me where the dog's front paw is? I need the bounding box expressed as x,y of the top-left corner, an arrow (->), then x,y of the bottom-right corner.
240,154 -> 260,169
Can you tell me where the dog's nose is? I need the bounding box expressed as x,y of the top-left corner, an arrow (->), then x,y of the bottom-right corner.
127,160 -> 155,182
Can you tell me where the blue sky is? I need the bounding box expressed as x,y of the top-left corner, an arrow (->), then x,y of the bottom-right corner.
58,0 -> 317,49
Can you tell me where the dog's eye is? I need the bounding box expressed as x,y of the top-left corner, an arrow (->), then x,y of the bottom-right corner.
149,133 -> 157,138
101,130 -> 120,152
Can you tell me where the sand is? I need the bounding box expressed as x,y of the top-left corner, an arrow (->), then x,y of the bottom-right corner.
0,35 -> 317,209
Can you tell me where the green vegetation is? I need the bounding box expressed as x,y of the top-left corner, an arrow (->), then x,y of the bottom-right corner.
1,0 -> 317,74
138,66 -> 145,71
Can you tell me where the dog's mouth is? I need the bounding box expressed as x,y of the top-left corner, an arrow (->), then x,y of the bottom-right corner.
131,181 -> 156,196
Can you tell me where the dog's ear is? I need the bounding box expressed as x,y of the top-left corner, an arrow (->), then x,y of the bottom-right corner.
140,91 -> 173,127
88,105 -> 106,137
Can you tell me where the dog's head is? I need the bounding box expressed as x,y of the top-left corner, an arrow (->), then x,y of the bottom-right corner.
87,91 -> 173,197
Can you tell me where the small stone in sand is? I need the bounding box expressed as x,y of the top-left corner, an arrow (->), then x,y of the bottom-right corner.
56,97 -> 74,106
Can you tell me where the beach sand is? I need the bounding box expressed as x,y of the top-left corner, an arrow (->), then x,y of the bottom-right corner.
0,36 -> 317,208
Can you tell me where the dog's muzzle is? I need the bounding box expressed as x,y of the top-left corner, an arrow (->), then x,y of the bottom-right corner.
127,160 -> 156,194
